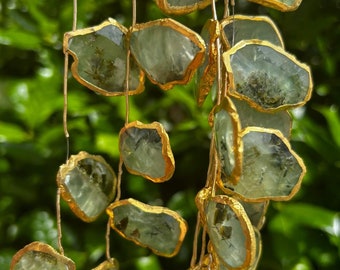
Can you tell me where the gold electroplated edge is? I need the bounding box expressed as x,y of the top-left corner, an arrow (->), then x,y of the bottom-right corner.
222,127 -> 306,202
196,19 -> 220,107
223,39 -> 313,113
247,0 -> 303,12
10,241 -> 76,270
63,18 -> 145,96
155,0 -> 213,15
209,97 -> 243,185
129,18 -> 206,91
118,121 -> 175,182
57,151 -> 117,222
220,14 -> 285,50
205,195 -> 257,270
106,198 -> 188,257
92,258 -> 119,270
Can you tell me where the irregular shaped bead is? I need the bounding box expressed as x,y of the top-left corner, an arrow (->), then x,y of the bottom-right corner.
10,242 -> 75,270
248,0 -> 303,12
223,127 -> 306,201
223,40 -> 313,112
57,151 -> 117,222
212,98 -> 242,184
155,0 -> 213,15
64,18 -> 144,96
119,121 -> 175,182
221,15 -> 284,49
195,190 -> 257,269
130,18 -> 205,90
106,198 -> 187,257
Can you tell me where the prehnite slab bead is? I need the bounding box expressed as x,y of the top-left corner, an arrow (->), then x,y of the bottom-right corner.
224,127 -> 306,201
195,19 -> 219,107
223,40 -> 313,112
130,18 -> 205,90
212,98 -> 242,184
195,190 -> 256,269
92,258 -> 119,270
232,97 -> 292,138
57,151 -> 117,222
220,15 -> 284,49
119,121 -> 175,182
106,198 -> 188,257
239,200 -> 269,230
64,18 -> 144,96
10,242 -> 75,270
155,0 -> 213,15
248,0 -> 303,12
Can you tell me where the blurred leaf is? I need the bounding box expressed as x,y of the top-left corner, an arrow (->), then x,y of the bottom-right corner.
0,122 -> 29,143
95,133 -> 119,158
317,106 -> 340,148
135,255 -> 162,270
270,202 -> 340,242
0,29 -> 41,50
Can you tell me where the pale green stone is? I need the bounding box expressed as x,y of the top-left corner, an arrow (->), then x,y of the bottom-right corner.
14,251 -> 69,270
130,24 -> 201,85
239,200 -> 268,229
168,0 -> 206,5
120,127 -> 165,179
64,158 -> 115,218
228,42 -> 311,110
226,130 -> 303,200
222,17 -> 283,48
68,24 -> 141,93
232,98 -> 291,138
205,200 -> 247,268
214,109 -> 235,178
112,203 -> 182,256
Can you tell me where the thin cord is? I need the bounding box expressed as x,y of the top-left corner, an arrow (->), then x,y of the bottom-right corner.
231,0 -> 235,47
190,213 -> 202,267
56,188 -> 64,255
105,219 -> 112,260
199,228 -> 207,263
72,0 -> 77,31
212,0 -> 222,106
223,0 -> 230,18
63,54 -> 70,161
57,0 -> 78,257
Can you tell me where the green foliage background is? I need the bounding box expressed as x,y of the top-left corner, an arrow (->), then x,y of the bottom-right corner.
0,0 -> 339,269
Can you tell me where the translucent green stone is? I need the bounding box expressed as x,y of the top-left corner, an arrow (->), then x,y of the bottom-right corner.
223,40 -> 312,111
65,18 -> 143,95
11,242 -> 75,270
57,151 -> 117,222
155,0 -> 212,15
221,15 -> 284,48
213,99 -> 242,183
225,128 -> 305,201
239,200 -> 269,229
248,0 -> 302,11
13,251 -> 68,270
203,196 -> 256,269
107,198 -> 187,257
214,109 -> 235,177
130,19 -> 205,90
119,121 -> 175,182
232,98 -> 292,138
